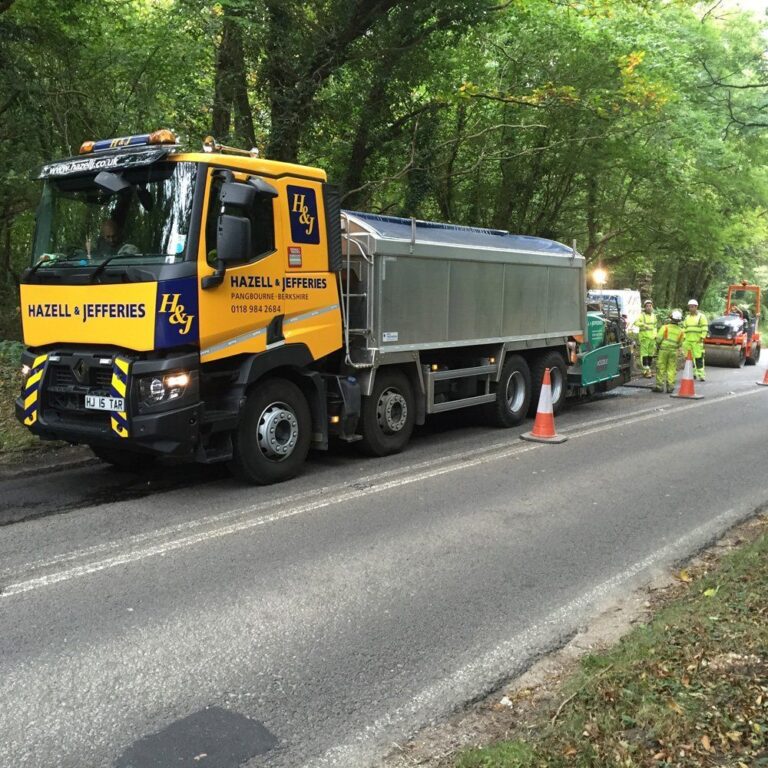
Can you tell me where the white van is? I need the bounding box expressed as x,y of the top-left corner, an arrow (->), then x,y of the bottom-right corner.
587,289 -> 643,331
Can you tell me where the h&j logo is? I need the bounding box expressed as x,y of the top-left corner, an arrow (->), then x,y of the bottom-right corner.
159,293 -> 194,335
287,185 -> 320,245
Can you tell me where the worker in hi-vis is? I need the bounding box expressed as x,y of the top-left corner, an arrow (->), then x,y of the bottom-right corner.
655,309 -> 684,393
682,299 -> 708,381
635,299 -> 658,378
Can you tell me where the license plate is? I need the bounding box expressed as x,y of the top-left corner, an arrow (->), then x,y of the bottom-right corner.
85,395 -> 125,411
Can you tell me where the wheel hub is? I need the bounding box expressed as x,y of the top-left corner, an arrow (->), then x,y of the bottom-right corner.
549,367 -> 563,403
377,389 -> 407,434
505,371 -> 525,412
257,402 -> 299,460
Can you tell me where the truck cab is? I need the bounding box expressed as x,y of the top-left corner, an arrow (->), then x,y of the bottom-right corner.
18,131 -> 344,480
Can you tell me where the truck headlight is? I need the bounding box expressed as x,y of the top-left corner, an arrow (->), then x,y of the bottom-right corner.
20,364 -> 31,389
139,371 -> 189,405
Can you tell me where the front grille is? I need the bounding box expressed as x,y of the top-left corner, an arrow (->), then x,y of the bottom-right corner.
708,324 -> 731,339
93,368 -> 113,388
42,359 -> 118,429
46,362 -> 113,391
44,394 -> 109,425
50,365 -> 76,387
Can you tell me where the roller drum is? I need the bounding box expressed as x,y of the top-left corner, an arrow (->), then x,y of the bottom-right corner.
704,343 -> 745,368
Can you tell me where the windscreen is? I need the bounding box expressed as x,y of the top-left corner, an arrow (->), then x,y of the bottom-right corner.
32,161 -> 197,268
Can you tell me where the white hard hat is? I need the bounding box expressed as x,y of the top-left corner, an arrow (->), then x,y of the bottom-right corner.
671,309 -> 683,321
687,299 -> 698,306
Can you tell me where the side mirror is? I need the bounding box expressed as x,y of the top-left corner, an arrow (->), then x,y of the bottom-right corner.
201,214 -> 251,290
219,178 -> 278,208
201,176 -> 277,290
217,214 -> 251,263
220,181 -> 255,210
249,177 -> 278,198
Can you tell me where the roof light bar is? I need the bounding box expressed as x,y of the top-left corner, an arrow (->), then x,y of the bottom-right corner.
79,129 -> 177,155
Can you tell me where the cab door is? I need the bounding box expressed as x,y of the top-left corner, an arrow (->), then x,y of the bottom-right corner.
278,181 -> 343,362
197,168 -> 284,364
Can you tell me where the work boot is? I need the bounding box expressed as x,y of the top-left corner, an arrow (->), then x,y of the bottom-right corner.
652,386 -> 664,393
643,369 -> 652,378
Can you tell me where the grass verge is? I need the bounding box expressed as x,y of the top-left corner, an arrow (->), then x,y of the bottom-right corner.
458,521 -> 768,768
0,340 -> 64,462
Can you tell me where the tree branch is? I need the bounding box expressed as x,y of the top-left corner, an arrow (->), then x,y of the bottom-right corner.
700,0 -> 724,23
699,57 -> 768,89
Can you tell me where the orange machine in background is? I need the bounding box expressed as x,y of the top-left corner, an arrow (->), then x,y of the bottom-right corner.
704,282 -> 761,368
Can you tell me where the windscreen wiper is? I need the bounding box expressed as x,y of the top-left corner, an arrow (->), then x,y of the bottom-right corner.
25,259 -> 52,280
89,253 -> 139,282
25,256 -> 78,281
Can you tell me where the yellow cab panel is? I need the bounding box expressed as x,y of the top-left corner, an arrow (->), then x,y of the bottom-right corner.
192,153 -> 342,364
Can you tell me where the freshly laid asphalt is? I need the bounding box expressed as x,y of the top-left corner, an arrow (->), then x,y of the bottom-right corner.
0,361 -> 766,767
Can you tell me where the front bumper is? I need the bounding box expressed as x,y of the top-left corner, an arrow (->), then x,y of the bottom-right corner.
16,348 -> 201,457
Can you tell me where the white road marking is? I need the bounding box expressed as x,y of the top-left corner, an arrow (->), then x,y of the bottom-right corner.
1,387 -> 763,599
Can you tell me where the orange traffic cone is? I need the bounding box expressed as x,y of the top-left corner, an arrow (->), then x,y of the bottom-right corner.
758,368 -> 768,386
671,351 -> 703,399
521,368 -> 567,444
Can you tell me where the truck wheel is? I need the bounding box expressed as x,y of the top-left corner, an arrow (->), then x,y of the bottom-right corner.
230,378 -> 311,485
529,351 -> 568,416
487,355 -> 531,427
90,445 -> 154,472
358,368 -> 415,456
746,342 -> 760,366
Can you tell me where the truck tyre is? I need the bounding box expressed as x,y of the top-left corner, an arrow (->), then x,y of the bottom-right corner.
487,355 -> 531,427
358,368 -> 415,456
90,445 -> 154,472
746,342 -> 760,366
529,351 -> 568,416
230,378 -> 311,485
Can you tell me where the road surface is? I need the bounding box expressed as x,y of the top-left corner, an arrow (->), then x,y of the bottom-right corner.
1,361 -> 766,767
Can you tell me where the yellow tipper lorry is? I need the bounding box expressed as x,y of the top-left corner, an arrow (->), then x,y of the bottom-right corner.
17,130 -> 627,483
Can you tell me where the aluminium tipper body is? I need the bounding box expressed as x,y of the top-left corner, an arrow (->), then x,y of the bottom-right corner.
341,211 -> 585,353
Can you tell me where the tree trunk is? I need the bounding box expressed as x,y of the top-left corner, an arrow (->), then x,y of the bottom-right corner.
263,0 -> 409,163
434,103 -> 466,221
212,11 -> 255,147
0,212 -> 9,285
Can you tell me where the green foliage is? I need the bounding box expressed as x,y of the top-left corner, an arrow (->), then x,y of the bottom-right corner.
0,337 -> 38,455
0,338 -> 22,363
0,0 -> 214,338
